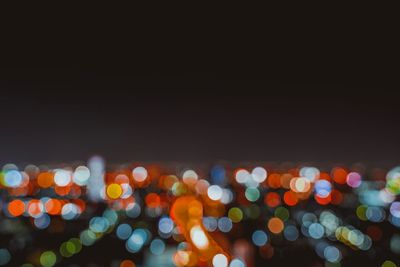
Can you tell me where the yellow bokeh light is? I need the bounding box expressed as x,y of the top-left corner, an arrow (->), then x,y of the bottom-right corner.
106,183 -> 123,199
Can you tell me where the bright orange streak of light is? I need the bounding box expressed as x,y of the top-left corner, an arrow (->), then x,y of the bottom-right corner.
170,195 -> 229,263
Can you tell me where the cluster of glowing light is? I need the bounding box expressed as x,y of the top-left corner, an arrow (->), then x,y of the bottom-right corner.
3,160 -> 400,266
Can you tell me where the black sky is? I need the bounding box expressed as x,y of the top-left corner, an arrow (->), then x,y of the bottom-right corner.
0,69 -> 399,165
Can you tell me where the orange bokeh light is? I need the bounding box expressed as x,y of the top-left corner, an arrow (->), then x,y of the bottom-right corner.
264,192 -> 281,208
283,190 -> 298,206
267,217 -> 284,234
314,193 -> 331,205
27,199 -> 43,217
37,172 -> 54,188
267,173 -> 281,189
8,199 -> 25,216
332,167 -> 348,184
120,260 -> 136,267
45,198 -> 62,215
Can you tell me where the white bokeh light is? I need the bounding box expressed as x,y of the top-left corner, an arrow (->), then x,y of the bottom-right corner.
235,169 -> 251,184
182,169 -> 198,182
208,185 -> 223,201
252,166 -> 267,183
132,166 -> 148,182
213,253 -> 228,267
54,169 -> 72,186
73,166 -> 90,185
190,225 -> 209,250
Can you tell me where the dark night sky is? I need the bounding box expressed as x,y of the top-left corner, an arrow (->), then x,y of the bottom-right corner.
0,69 -> 399,165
